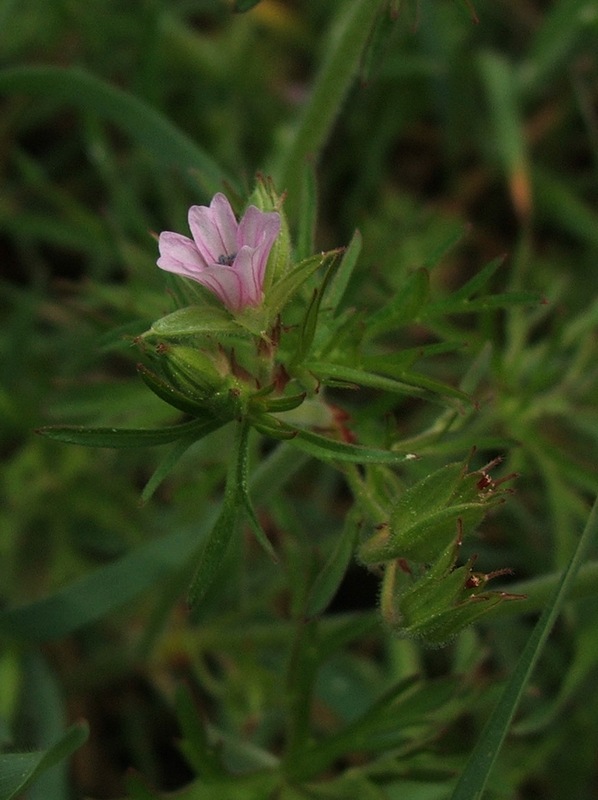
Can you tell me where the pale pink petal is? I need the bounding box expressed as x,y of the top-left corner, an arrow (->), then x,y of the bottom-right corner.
233,246 -> 263,307
157,232 -> 208,277
188,194 -> 238,264
238,206 -> 281,250
156,195 -> 281,312
196,265 -> 246,311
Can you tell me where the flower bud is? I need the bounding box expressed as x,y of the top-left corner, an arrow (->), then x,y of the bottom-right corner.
380,541 -> 523,647
359,458 -> 514,566
158,344 -> 244,420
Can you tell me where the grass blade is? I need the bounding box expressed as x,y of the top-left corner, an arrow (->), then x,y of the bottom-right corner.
0,722 -> 88,800
0,66 -> 230,194
450,491 -> 598,800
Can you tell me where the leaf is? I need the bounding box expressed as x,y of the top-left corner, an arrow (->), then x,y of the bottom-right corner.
186,482 -> 240,610
0,722 -> 88,800
140,435 -> 204,504
479,53 -> 530,218
234,0 -> 262,10
267,249 -> 344,317
325,229 -> 362,315
0,67 -> 230,195
36,417 -> 217,448
145,305 -> 246,339
0,442 -> 307,644
296,162 -> 318,262
360,358 -> 471,403
422,291 -> 539,317
0,525 -> 203,642
532,166 -> 598,251
277,0 -> 384,214
450,491 -> 598,800
291,253 -> 342,367
187,420 -> 250,608
364,267 -> 430,340
288,426 -> 416,466
360,2 -> 396,84
447,255 -> 506,302
306,361 -> 441,401
306,511 -> 361,617
174,684 -> 224,780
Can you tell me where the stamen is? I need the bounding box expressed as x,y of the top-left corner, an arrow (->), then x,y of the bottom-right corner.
217,253 -> 237,266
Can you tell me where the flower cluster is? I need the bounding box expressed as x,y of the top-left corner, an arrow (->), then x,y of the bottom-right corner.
157,193 -> 281,312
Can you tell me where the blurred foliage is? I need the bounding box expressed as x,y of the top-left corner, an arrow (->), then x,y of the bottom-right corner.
1,0 -> 598,798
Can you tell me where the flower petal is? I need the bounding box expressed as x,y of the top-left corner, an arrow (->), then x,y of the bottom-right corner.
188,193 -> 238,264
238,206 -> 281,250
157,195 -> 281,312
157,232 -> 208,278
233,246 -> 263,308
195,264 -> 247,311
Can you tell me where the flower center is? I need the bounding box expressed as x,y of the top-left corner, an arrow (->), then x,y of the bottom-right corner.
217,253 -> 237,266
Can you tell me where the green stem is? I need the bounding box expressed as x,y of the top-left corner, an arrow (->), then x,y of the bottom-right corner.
283,619 -> 320,772
275,0 -> 384,215
343,463 -> 387,523
137,440 -> 311,659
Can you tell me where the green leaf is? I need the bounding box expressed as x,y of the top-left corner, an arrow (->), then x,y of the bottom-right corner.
325,229 -> 362,315
276,0 -> 384,215
447,255 -> 506,302
145,305 -> 246,339
186,483 -> 240,610
140,435 -> 206,504
0,443 -> 307,644
36,417 -> 216,448
288,426 -> 416,465
364,267 -> 430,340
234,0 -> 261,10
187,420 -> 250,608
174,684 -> 224,780
359,2 -> 396,84
18,652 -> 68,800
306,361 -> 440,401
479,53 -> 529,205
0,67 -> 230,195
360,357 -> 471,403
422,222 -> 468,269
296,162 -> 318,262
532,166 -> 598,251
267,249 -> 343,317
423,291 -> 539,317
0,526 -> 203,642
306,510 -> 361,617
0,722 -> 88,800
291,253 -> 342,367
450,491 -> 598,800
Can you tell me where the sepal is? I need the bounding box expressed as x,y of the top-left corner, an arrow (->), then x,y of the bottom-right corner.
380,535 -> 524,647
359,457 -> 515,565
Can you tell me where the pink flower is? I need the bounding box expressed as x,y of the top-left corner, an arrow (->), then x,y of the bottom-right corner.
157,193 -> 281,312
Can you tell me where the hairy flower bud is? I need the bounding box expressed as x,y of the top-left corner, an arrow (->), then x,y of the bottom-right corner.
359,458 -> 515,566
158,344 -> 244,420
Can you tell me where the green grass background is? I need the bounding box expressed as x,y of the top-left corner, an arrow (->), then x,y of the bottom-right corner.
1,1 -> 598,798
